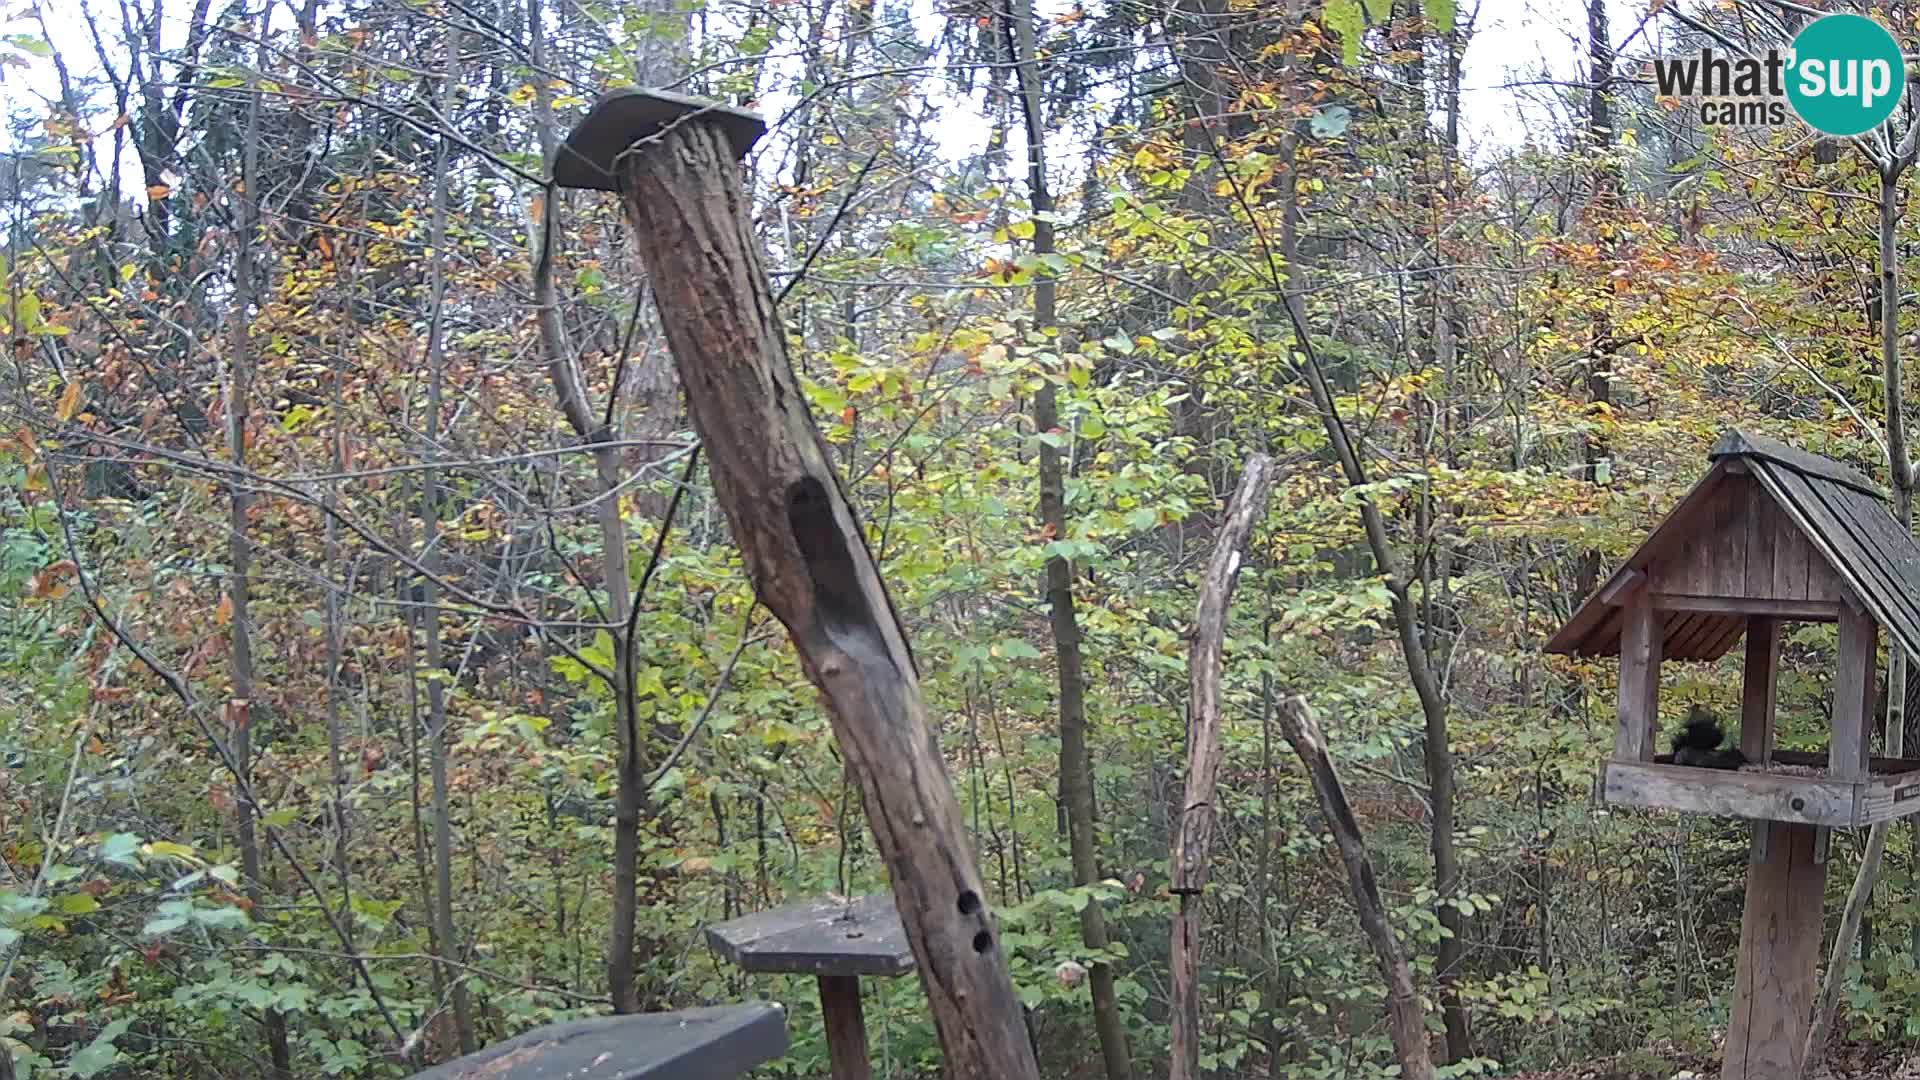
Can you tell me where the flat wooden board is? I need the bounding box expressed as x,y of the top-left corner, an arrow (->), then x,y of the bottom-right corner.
706,894 -> 915,977
1603,761 -> 1857,826
1609,753 -> 1920,826
407,1004 -> 788,1080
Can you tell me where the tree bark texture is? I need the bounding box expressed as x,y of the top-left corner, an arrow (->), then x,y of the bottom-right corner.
1170,453 -> 1276,1080
614,116 -> 1041,1080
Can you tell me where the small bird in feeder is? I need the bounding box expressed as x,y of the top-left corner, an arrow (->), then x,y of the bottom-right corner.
1670,705 -> 1746,770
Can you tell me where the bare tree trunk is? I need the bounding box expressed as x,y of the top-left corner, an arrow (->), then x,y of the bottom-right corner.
1005,2 -> 1132,1075
1807,159 -> 1915,1074
1577,0 -> 1616,599
1269,106 -> 1469,1064
1275,695 -> 1435,1080
420,24 -> 477,1056
612,106 -> 1041,1080
1170,455 -> 1276,1080
324,267 -> 353,927
526,0 -> 650,1011
226,23 -> 292,1077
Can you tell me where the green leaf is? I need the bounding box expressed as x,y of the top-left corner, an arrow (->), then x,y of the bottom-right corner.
4,35 -> 52,59
142,915 -> 188,937
1425,0 -> 1455,32
994,639 -> 1043,661
51,894 -> 98,915
69,1019 -> 129,1079
98,833 -> 141,864
144,840 -> 197,861
1323,0 -> 1363,66
194,905 -> 252,931
1360,0 -> 1391,20
16,293 -> 43,335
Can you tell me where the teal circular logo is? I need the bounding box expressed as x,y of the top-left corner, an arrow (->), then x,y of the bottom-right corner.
1786,14 -> 1905,136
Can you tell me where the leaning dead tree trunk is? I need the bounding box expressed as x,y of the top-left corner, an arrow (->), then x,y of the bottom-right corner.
567,93 -> 1041,1080
1170,453 -> 1276,1080
1275,695 -> 1435,1080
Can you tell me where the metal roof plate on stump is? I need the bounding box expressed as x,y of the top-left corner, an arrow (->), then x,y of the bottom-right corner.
552,89 -> 767,191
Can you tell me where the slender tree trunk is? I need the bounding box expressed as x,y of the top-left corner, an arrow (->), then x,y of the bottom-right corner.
226,23 -> 293,1077
1006,3 -> 1132,1076
1807,160 -> 1914,1072
526,0 -> 651,1011
1577,0 -> 1616,599
324,278 -> 353,926
1273,137 -> 1468,1062
1170,455 -> 1276,1080
420,25 -> 477,1056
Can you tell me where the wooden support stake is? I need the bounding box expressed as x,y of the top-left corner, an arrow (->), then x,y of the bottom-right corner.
817,975 -> 871,1080
1723,821 -> 1827,1080
1741,617 -> 1779,765
612,106 -> 1040,1079
1169,454 -> 1275,1080
1833,606 -> 1878,781
1616,586 -> 1662,761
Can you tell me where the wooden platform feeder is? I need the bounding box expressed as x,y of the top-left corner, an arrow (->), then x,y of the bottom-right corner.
707,895 -> 914,1080
406,1003 -> 787,1080
1547,428 -> 1920,1080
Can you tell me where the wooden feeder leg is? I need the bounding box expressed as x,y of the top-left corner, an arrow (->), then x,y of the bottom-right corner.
1722,821 -> 1827,1080
817,975 -> 872,1080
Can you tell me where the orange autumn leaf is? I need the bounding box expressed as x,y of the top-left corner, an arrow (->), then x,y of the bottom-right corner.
214,592 -> 233,626
54,379 -> 81,422
146,183 -> 172,200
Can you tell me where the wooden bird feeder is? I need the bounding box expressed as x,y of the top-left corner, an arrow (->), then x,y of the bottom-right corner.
707,895 -> 914,1080
1547,428 -> 1920,1080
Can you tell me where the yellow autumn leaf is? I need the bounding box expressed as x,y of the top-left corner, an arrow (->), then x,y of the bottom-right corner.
54,380 -> 81,422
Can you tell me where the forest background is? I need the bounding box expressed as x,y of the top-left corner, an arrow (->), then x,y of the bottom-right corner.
5,0 -> 1918,1076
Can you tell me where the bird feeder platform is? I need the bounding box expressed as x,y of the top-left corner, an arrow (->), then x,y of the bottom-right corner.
707,895 -> 914,1080
1605,750 -> 1920,827
1548,429 -> 1920,1080
405,1003 -> 788,1080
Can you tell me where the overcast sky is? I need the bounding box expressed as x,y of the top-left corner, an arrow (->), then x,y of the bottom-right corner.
1,0 -> 1654,184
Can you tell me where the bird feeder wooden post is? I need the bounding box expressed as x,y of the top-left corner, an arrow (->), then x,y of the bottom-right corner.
707,895 -> 917,1080
551,90 -> 1041,1080
1548,429 -> 1920,1080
